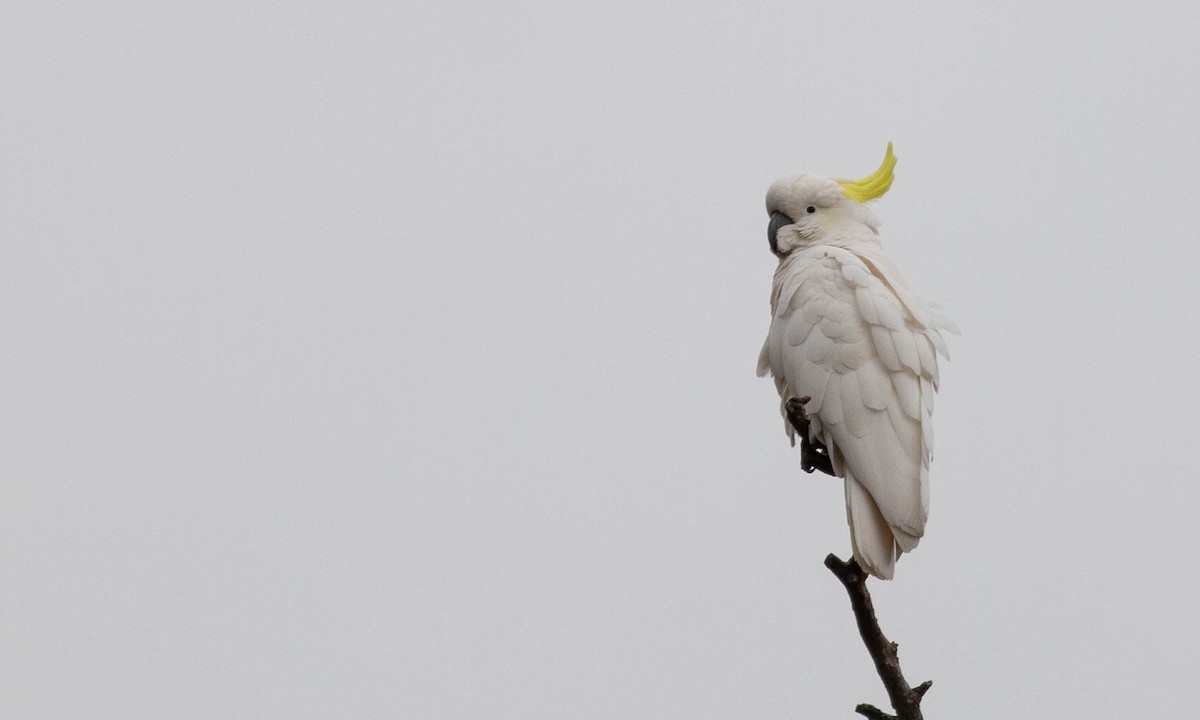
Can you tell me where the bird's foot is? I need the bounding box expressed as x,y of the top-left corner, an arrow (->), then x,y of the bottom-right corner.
785,396 -> 835,476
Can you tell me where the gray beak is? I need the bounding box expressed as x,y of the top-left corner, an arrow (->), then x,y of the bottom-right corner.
768,211 -> 794,256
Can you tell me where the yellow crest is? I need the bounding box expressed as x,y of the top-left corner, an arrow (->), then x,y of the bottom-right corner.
838,142 -> 896,203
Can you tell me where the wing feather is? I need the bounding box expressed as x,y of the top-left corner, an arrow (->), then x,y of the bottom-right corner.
871,325 -> 902,371
916,333 -> 939,388
821,373 -> 845,425
840,371 -> 868,438
891,325 -> 922,373
875,291 -> 906,331
891,371 -> 921,420
928,328 -> 951,359
785,315 -> 817,347
855,286 -> 879,325
760,244 -> 950,576
856,359 -> 891,410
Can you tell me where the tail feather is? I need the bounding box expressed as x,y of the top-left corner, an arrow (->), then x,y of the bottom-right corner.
845,471 -> 900,580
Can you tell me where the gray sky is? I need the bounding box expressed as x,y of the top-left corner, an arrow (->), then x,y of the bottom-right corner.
4,2 -> 1199,718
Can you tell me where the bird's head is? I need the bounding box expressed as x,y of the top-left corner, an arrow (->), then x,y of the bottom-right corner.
765,143 -> 896,256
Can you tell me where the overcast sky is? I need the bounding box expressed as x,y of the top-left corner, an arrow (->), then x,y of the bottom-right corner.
4,2 -> 1200,718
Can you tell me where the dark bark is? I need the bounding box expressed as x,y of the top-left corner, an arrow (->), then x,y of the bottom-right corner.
825,554 -> 932,720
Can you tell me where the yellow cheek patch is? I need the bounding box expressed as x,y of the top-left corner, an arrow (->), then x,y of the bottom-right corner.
839,142 -> 896,203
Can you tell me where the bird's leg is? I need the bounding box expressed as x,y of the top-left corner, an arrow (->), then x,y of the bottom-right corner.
785,396 -> 835,476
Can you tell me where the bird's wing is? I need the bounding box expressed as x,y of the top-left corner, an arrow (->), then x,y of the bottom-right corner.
760,246 -> 948,550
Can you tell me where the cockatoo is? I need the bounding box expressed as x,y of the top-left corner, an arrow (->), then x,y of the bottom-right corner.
757,144 -> 955,579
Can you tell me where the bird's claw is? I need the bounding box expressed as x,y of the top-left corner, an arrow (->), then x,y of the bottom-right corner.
785,396 -> 835,476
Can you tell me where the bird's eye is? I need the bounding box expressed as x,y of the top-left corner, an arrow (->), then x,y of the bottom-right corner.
806,206 -> 816,214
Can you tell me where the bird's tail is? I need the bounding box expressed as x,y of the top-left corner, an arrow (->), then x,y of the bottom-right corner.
844,470 -> 911,580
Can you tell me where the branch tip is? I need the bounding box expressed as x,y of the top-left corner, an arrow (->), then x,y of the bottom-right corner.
855,703 -> 895,720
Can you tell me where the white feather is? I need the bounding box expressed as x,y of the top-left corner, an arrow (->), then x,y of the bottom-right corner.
854,286 -> 879,325
840,371 -> 869,439
891,326 -> 922,374
928,327 -> 951,359
760,232 -> 951,579
821,373 -> 845,426
891,371 -> 921,420
916,334 -> 939,388
844,467 -> 898,580
871,325 -> 902,371
855,359 -> 891,411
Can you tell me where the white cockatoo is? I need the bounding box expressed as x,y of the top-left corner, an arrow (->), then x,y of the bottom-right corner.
757,144 -> 955,579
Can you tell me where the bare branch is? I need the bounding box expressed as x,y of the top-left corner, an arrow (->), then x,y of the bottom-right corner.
855,703 -> 895,720
825,554 -> 931,720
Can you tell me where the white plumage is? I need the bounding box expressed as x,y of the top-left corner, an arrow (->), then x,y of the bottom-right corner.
757,145 -> 955,579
